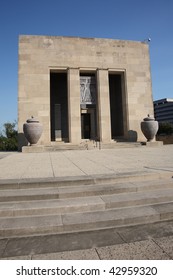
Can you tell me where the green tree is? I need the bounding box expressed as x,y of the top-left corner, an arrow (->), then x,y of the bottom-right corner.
157,122 -> 173,135
0,121 -> 18,151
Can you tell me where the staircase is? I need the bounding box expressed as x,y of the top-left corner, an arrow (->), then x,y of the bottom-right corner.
22,141 -> 142,152
0,171 -> 173,239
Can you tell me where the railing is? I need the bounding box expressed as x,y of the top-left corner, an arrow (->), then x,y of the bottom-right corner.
80,139 -> 101,150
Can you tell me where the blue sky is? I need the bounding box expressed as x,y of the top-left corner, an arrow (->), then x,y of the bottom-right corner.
0,0 -> 173,131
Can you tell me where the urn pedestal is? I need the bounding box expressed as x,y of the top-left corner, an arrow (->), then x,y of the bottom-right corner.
141,115 -> 158,142
23,116 -> 43,146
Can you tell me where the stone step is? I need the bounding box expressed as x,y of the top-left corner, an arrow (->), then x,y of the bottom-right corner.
45,145 -> 85,151
0,202 -> 173,238
0,196 -> 105,217
100,142 -> 141,149
61,203 -> 173,233
0,185 -> 173,218
0,170 -> 171,190
22,144 -> 85,153
102,187 -> 173,209
0,172 -> 173,239
22,142 -> 142,153
0,179 -> 172,202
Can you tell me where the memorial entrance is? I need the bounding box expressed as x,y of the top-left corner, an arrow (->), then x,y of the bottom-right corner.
80,74 -> 98,140
81,113 -> 91,139
50,71 -> 126,143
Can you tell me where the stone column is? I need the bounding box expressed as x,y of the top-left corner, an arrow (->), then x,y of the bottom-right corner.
97,69 -> 111,142
68,68 -> 81,144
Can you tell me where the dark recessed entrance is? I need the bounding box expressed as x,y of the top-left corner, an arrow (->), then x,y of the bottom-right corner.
50,72 -> 69,142
109,73 -> 124,139
80,73 -> 98,140
81,113 -> 91,139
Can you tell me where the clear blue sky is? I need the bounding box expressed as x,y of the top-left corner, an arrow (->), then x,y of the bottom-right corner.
0,0 -> 173,131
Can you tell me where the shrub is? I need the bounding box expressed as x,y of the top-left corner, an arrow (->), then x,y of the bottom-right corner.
157,122 -> 173,135
0,122 -> 18,151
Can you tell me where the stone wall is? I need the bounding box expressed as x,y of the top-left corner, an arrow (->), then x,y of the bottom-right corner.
18,35 -> 154,148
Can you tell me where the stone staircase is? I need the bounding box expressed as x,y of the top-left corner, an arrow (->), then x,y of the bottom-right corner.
0,171 -> 173,239
22,141 -> 142,152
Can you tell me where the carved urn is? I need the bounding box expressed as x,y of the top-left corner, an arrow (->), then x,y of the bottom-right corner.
141,114 -> 158,142
23,116 -> 43,145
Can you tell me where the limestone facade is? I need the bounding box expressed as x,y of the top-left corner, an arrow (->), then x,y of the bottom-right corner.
18,35 -> 154,148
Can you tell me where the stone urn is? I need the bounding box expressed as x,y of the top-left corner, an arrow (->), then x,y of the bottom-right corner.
141,114 -> 158,142
23,116 -> 43,145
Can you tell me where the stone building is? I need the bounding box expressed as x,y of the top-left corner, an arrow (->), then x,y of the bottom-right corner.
18,35 -> 154,150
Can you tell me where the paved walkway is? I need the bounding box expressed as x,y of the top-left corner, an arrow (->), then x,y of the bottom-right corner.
0,145 -> 173,181
0,145 -> 173,260
1,221 -> 173,260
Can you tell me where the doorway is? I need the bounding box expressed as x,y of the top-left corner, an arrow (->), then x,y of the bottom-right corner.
80,72 -> 98,140
50,71 -> 69,142
109,73 -> 125,139
81,113 -> 91,139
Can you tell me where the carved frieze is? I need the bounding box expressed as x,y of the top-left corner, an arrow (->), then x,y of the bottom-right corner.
80,76 -> 96,105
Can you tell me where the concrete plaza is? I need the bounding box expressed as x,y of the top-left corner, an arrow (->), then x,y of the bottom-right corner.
0,145 -> 173,259
0,145 -> 173,181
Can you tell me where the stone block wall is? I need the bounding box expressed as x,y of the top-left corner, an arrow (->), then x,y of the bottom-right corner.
18,35 -> 154,148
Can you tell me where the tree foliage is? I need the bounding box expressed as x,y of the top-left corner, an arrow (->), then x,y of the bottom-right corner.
157,122 -> 173,135
0,122 -> 18,151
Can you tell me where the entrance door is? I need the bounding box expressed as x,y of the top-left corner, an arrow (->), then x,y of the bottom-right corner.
109,73 -> 124,139
81,113 -> 91,139
50,72 -> 68,142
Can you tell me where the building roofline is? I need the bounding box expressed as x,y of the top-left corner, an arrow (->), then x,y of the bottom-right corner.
18,34 -> 146,45
154,98 -> 173,104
